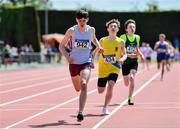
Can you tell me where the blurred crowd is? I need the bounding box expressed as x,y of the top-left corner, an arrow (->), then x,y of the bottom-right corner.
0,37 -> 179,68
0,43 -> 62,67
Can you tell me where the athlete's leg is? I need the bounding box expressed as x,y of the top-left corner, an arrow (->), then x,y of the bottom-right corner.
142,59 -> 145,69
98,78 -> 107,94
161,60 -> 165,80
76,68 -> 91,121
98,87 -> 106,94
69,64 -> 81,92
79,68 -> 91,113
170,57 -> 174,68
123,75 -> 129,86
157,56 -> 161,70
157,61 -> 161,70
146,59 -> 150,70
102,73 -> 118,115
104,80 -> 115,108
128,61 -> 138,105
128,69 -> 136,105
166,59 -> 170,71
129,73 -> 135,98
122,63 -> 130,86
71,76 -> 81,92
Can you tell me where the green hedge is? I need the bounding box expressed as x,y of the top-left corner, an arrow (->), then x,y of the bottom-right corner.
0,8 -> 179,51
38,11 -> 180,47
0,6 -> 40,52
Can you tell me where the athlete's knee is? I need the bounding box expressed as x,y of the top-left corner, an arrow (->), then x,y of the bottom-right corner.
130,69 -> 136,76
75,87 -> 81,92
81,83 -> 87,91
98,90 -> 104,94
74,84 -> 81,92
98,87 -> 105,94
81,78 -> 87,85
108,81 -> 115,87
130,76 -> 135,84
130,74 -> 135,81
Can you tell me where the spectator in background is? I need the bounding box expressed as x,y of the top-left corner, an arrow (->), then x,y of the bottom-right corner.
173,37 -> 180,61
51,44 -> 58,63
140,42 -> 146,69
28,44 -> 35,63
28,44 -> 34,53
10,46 -> 20,65
40,42 -> 47,63
2,44 -> 11,67
46,44 -> 53,63
144,43 -> 153,70
24,44 -> 29,54
173,37 -> 180,49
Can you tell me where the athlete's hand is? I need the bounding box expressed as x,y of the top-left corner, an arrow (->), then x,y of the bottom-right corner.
140,54 -> 145,61
90,62 -> 95,69
127,54 -> 137,58
97,46 -> 104,54
67,57 -> 74,64
118,58 -> 124,65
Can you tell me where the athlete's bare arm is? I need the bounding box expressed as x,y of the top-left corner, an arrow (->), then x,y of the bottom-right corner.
92,38 -> 103,58
59,28 -> 74,63
137,47 -> 145,60
118,40 -> 127,64
91,27 -> 104,53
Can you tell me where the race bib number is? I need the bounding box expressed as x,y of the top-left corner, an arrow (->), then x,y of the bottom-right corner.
127,46 -> 137,54
103,54 -> 116,64
157,48 -> 166,53
74,39 -> 90,49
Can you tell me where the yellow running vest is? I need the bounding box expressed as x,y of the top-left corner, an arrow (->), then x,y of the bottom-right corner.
98,36 -> 124,78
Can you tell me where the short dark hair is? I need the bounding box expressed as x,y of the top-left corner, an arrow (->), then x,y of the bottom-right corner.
76,8 -> 89,19
124,19 -> 136,29
106,19 -> 120,28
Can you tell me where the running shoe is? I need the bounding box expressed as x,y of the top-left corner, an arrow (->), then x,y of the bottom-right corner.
102,107 -> 110,115
77,112 -> 84,122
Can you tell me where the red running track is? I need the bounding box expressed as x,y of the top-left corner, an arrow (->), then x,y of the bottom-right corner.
0,63 -> 179,129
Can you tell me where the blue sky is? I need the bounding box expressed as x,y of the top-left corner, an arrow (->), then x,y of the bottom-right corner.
49,0 -> 180,12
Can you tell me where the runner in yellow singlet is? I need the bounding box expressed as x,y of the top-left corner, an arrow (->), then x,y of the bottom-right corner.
95,19 -> 127,115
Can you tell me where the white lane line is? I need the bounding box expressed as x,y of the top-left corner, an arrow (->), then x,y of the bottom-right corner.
0,85 -> 71,107
0,73 -> 65,86
0,68 -> 63,81
0,76 -> 70,94
0,72 -> 97,94
0,77 -> 97,107
92,72 -> 160,129
3,89 -> 97,129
